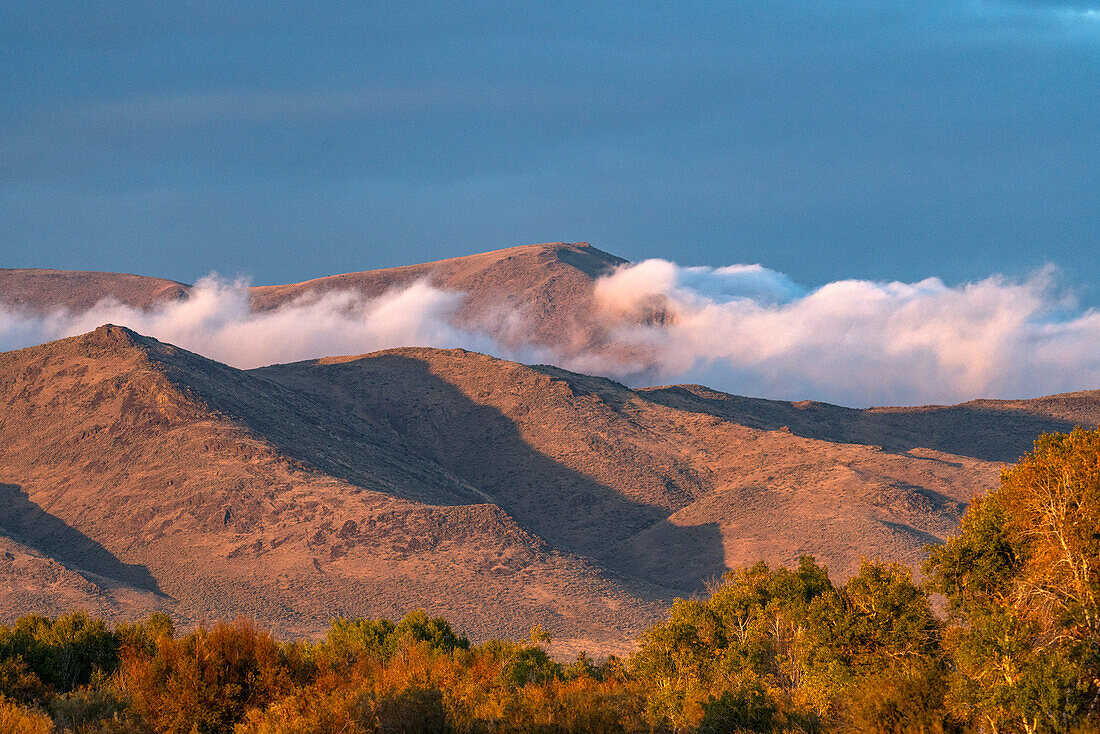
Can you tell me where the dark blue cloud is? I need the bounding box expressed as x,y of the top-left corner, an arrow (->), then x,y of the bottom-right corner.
0,1 -> 1096,305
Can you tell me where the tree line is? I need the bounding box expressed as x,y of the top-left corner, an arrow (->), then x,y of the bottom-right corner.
2,428 -> 1099,733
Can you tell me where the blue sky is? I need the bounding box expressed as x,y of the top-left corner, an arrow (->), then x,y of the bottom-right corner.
1,1 -> 1097,300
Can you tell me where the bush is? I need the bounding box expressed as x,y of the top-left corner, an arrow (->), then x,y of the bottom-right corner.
123,619 -> 292,734
366,686 -> 453,734
393,611 -> 469,655
235,688 -> 365,734
500,646 -> 558,688
0,695 -> 53,734
324,618 -> 397,664
0,612 -> 118,692
49,687 -> 133,733
698,679 -> 778,733
115,612 -> 174,659
0,657 -> 46,704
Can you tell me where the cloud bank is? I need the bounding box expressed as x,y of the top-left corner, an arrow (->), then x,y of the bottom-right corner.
1,262 -> 1099,407
581,260 -> 1100,406
0,277 -> 495,369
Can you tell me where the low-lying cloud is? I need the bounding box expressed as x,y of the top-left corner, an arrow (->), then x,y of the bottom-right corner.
1,262 -> 1099,407
0,276 -> 495,369
582,260 -> 1100,406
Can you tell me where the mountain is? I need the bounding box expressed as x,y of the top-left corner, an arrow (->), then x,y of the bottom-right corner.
251,242 -> 626,352
0,243 -> 625,357
2,325 -> 1096,654
0,326 -> 665,656
258,350 -> 1100,587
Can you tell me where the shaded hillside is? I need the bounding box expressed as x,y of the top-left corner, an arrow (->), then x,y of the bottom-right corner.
638,384 -> 1100,463
256,350 -> 717,575
258,347 -> 1081,589
0,326 -> 665,654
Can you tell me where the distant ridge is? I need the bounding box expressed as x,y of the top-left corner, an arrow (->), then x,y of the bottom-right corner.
0,269 -> 189,312
1,242 -> 627,356
250,241 -> 623,308
250,241 -> 626,353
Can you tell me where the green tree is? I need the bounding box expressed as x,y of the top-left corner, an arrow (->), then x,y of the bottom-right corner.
631,557 -> 836,729
0,612 -> 118,692
324,617 -> 397,663
830,562 -> 945,732
393,610 -> 469,655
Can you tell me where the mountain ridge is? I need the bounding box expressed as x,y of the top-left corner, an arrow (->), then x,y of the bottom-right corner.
0,326 -> 672,654
0,242 -> 626,365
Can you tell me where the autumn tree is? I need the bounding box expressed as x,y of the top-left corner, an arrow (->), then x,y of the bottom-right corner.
122,619 -> 296,734
927,428 -> 1100,733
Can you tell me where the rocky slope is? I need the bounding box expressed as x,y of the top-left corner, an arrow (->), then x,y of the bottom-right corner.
0,327 -> 663,654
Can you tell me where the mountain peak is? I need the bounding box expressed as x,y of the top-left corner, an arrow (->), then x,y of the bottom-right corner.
76,323 -> 166,358
90,323 -> 140,342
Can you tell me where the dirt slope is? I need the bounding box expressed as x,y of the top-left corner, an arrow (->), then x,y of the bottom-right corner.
263,349 -> 1086,589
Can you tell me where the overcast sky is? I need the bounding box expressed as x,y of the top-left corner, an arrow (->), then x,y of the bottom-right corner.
1,2 -> 1097,301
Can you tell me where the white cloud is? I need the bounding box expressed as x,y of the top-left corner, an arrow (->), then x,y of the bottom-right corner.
575,260 -> 1100,405
1,262 -> 1099,407
0,276 -> 494,369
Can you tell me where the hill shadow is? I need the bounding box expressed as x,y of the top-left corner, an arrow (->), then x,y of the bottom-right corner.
637,387 -> 1083,463
148,345 -> 479,507
0,483 -> 165,596
270,355 -> 729,595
